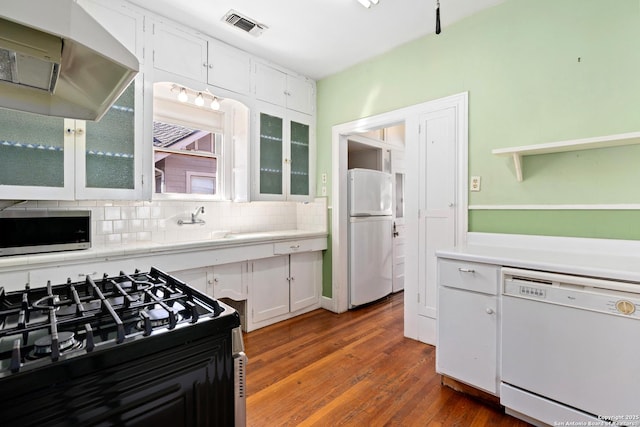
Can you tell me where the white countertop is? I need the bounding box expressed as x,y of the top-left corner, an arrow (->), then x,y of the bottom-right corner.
0,229 -> 327,271
436,238 -> 640,284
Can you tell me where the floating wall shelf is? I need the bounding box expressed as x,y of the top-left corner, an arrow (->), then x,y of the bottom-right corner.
492,131 -> 640,181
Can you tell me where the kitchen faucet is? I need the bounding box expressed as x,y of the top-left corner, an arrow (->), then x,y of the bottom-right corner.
178,206 -> 205,225
192,206 -> 204,222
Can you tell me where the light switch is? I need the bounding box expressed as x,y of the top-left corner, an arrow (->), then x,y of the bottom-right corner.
470,176 -> 481,192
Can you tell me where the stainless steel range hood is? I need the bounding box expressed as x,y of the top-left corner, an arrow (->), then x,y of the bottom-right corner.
0,0 -> 139,121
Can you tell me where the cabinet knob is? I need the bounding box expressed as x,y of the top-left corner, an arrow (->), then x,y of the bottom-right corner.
290,244 -> 300,250
203,62 -> 207,67
208,64 -> 213,69
486,308 -> 494,315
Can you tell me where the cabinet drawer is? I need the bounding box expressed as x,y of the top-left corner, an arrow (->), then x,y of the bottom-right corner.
29,260 -> 136,287
273,238 -> 326,255
438,259 -> 499,295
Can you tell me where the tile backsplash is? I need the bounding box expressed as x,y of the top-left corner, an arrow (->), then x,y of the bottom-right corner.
7,198 -> 327,247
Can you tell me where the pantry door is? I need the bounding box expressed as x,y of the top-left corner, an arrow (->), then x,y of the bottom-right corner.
417,107 -> 457,341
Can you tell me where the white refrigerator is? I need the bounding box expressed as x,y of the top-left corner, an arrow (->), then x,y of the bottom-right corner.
348,168 -> 393,308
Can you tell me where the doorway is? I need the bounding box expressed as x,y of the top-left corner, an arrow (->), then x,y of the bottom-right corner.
331,92 -> 468,343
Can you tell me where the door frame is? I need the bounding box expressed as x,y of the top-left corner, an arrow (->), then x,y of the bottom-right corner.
330,92 -> 468,341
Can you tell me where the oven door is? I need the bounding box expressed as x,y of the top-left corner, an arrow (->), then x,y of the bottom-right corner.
501,293 -> 640,423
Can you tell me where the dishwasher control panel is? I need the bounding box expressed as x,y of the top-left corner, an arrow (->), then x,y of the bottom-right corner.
502,267 -> 640,319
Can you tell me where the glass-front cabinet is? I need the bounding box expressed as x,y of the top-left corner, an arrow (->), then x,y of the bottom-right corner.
75,77 -> 143,199
0,78 -> 144,201
254,103 -> 314,201
0,109 -> 74,200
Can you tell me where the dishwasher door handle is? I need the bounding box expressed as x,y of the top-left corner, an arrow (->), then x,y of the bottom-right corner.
458,268 -> 475,273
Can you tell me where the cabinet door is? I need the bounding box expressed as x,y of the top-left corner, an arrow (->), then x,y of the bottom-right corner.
0,109 -> 73,200
289,252 -> 321,312
153,22 -> 207,82
254,62 -> 287,107
436,286 -> 498,394
255,107 -> 286,199
207,39 -> 251,95
250,256 -> 289,323
254,105 -> 314,201
288,111 -> 313,200
212,262 -> 246,300
286,74 -> 315,115
75,76 -> 143,199
168,267 -> 211,296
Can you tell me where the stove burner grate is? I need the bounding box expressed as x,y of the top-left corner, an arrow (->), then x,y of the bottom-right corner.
27,331 -> 82,360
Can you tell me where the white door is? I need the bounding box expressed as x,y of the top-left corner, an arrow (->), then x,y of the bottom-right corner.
417,108 -> 456,339
289,252 -> 321,312
212,262 -> 246,301
250,256 -> 289,323
391,150 -> 406,293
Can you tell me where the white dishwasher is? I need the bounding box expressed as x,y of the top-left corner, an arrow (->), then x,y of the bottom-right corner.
500,267 -> 640,426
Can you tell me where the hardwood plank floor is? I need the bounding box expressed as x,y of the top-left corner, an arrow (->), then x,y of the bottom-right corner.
243,292 -> 530,426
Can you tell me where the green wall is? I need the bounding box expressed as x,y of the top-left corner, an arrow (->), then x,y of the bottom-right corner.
316,0 -> 640,296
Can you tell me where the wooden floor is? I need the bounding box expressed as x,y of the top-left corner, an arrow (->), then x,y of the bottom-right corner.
243,292 -> 530,426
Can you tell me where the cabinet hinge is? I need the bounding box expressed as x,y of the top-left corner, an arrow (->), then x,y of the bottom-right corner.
141,174 -> 144,186
418,124 -> 421,134
417,293 -> 421,303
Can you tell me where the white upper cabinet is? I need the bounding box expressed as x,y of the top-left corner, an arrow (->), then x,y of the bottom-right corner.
152,22 -> 209,82
75,76 -> 145,200
254,62 -> 315,115
0,78 -> 145,201
253,103 -> 315,202
152,22 -> 252,96
207,39 -> 252,95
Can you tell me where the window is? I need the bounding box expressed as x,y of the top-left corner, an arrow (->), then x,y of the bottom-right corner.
152,81 -> 251,201
153,120 -> 221,195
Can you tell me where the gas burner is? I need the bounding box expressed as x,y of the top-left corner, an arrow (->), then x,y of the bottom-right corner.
32,295 -> 64,311
27,331 -> 82,360
136,306 -> 182,333
147,308 -> 171,327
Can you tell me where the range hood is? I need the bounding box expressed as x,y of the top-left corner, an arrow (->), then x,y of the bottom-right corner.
0,0 -> 139,121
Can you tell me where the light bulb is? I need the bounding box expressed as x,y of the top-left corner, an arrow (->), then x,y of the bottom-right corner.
210,97 -> 220,110
357,0 -> 371,7
195,93 -> 205,106
370,0 -> 379,4
178,88 -> 188,102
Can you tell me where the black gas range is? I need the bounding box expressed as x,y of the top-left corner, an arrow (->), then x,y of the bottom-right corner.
0,267 -> 246,426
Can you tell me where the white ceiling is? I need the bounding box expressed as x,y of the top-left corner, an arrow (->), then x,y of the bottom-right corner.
127,0 -> 505,80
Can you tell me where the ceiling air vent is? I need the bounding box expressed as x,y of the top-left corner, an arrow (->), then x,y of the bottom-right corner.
223,10 -> 267,37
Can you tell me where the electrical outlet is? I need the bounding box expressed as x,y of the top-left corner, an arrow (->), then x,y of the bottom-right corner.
321,186 -> 327,196
321,173 -> 327,184
470,176 -> 481,192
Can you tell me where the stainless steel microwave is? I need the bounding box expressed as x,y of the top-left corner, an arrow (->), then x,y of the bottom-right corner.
0,210 -> 91,256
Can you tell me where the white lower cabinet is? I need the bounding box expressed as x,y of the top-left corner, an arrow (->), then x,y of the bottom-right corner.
170,261 -> 247,300
249,256 -> 290,324
248,251 -> 322,331
289,251 -> 321,312
436,259 -> 500,395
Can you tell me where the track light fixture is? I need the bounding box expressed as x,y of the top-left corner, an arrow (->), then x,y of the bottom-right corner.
178,87 -> 188,102
170,85 -> 222,110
